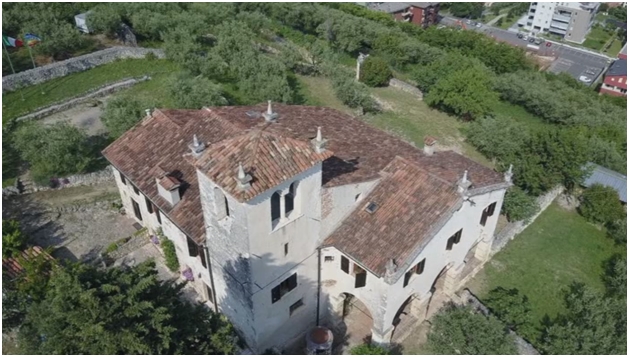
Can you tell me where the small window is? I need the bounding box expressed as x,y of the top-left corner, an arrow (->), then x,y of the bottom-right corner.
155,208 -> 162,225
446,229 -> 463,250
271,191 -> 281,226
131,199 -> 142,221
403,258 -> 426,287
481,203 -> 497,226
289,299 -> 304,316
365,202 -> 378,214
132,184 -> 140,195
403,270 -> 413,287
354,265 -> 367,288
284,243 -> 289,256
271,273 -> 298,303
324,256 -> 334,262
341,256 -> 350,274
355,193 -> 361,202
205,284 -> 214,304
486,202 -> 497,217
224,196 -> 230,217
200,246 -> 207,268
416,258 -> 426,275
214,188 -> 229,220
119,172 -> 127,185
187,236 -> 199,257
145,197 -> 154,214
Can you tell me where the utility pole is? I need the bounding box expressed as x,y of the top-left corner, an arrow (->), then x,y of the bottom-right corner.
356,52 -> 369,81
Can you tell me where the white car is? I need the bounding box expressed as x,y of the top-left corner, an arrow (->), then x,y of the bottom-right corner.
578,75 -> 592,83
476,22 -> 482,28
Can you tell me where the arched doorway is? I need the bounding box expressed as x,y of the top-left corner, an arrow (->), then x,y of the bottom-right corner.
335,293 -> 373,348
390,295 -> 417,342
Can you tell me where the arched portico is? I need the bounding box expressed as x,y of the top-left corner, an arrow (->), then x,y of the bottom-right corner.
333,293 -> 374,348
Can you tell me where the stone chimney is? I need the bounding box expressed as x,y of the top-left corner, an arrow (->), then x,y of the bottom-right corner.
424,136 -> 437,156
145,108 -> 152,117
504,164 -> 513,183
236,163 -> 253,191
457,170 -> 472,194
311,127 -> 328,154
385,258 -> 398,278
157,175 -> 181,206
263,100 -> 278,122
188,134 -> 205,157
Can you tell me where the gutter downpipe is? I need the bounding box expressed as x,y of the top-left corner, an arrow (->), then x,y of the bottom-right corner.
316,246 -> 322,326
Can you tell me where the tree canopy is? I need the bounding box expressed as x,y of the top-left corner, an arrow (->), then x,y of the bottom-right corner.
426,303 -> 517,355
578,183 -> 625,226
17,260 -> 239,355
167,72 -> 227,109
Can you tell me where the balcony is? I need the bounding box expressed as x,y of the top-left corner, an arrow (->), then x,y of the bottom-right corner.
552,13 -> 571,23
549,27 -> 567,35
550,21 -> 569,30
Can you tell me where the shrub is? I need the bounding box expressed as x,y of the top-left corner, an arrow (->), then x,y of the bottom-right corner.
144,51 -> 157,61
360,57 -> 391,87
2,220 -> 26,259
329,69 -> 379,113
101,95 -> 155,139
13,122 -> 93,185
350,343 -> 389,355
161,237 -> 179,273
501,187 -> 538,222
484,287 -> 534,337
606,217 -> 626,244
105,242 -> 119,255
578,184 -> 624,226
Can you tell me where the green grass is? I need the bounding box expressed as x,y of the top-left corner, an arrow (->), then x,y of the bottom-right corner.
603,37 -> 624,57
489,100 -> 552,132
296,75 -> 493,168
583,26 -> 615,51
469,203 -> 626,331
2,58 -> 181,123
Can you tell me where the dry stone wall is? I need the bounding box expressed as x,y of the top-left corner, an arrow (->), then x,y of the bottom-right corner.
2,47 -> 164,92
388,78 -> 423,99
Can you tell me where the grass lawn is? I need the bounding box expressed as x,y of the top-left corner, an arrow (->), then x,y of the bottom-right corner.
489,100 -> 553,133
2,58 -> 181,124
583,26 -> 615,51
467,202 -> 626,332
296,75 -> 493,168
603,37 -> 624,57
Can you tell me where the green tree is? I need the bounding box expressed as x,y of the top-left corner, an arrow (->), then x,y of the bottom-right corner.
578,183 -> 624,226
465,116 -> 530,162
603,255 -> 626,297
167,72 -> 227,109
29,16 -> 87,59
87,4 -> 123,37
102,95 -> 155,139
350,343 -> 389,355
329,69 -> 379,113
426,303 -> 517,355
449,2 -> 485,19
18,261 -> 239,354
425,66 -> 498,120
13,122 -> 93,184
2,127 -> 20,182
606,217 -> 627,244
501,187 -> 538,222
541,283 -> 626,355
359,57 -> 392,87
484,287 -> 534,337
2,220 -> 26,259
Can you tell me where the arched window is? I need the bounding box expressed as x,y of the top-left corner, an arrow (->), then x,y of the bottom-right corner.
271,191 -> 281,224
285,182 -> 298,217
214,187 -> 229,220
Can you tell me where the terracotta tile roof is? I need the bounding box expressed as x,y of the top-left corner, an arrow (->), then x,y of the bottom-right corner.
2,246 -> 56,280
322,156 -> 462,277
195,128 -> 333,202
103,104 -> 504,244
158,175 -> 181,191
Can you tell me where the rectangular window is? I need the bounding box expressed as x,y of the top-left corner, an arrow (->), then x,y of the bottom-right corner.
416,259 -> 426,275
199,246 -> 207,268
341,256 -> 350,274
119,172 -> 127,185
289,299 -> 304,316
403,270 -> 413,287
145,197 -> 154,214
155,207 -> 162,225
481,202 -> 497,226
486,202 -> 497,217
187,236 -> 198,257
132,184 -> 140,195
354,265 -> 367,288
284,243 -> 289,256
205,283 -> 214,304
446,236 -> 455,251
271,273 -> 298,303
131,199 -> 142,221
324,256 -> 334,262
446,229 -> 463,250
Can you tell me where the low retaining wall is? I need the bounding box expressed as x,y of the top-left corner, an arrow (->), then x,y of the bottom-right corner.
2,46 -> 164,92
389,78 -> 423,99
13,76 -> 150,122
3,166 -> 115,196
491,185 -> 564,254
457,289 -> 539,355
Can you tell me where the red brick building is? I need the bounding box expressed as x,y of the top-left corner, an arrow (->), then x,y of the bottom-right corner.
600,58 -> 627,97
618,43 -> 627,60
369,2 -> 440,28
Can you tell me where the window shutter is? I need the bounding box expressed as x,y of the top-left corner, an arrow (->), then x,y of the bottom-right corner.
341,256 -> 349,274
187,236 -> 198,257
272,286 -> 281,303
446,237 -> 454,251
131,199 -> 142,221
403,270 -> 412,287
417,259 -> 425,275
200,248 -> 207,268
487,202 -> 496,216
453,229 -> 462,244
224,196 -> 230,217
287,273 -> 298,290
480,210 -> 488,226
119,172 -> 127,185
155,208 -> 162,225
355,272 -> 367,288
271,192 -> 281,223
145,197 -> 154,214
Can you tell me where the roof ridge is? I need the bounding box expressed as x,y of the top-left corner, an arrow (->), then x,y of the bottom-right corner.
386,155 -> 454,186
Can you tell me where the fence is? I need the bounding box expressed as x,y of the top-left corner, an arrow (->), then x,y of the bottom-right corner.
2,46 -> 164,92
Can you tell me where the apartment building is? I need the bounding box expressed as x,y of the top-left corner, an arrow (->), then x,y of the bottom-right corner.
524,2 -> 600,43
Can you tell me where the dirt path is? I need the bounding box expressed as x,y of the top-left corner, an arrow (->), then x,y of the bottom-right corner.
40,96 -> 110,136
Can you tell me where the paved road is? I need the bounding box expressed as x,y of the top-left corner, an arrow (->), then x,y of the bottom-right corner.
438,16 -> 613,86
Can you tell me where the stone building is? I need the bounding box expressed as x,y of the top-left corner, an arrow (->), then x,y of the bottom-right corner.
102,103 -> 511,352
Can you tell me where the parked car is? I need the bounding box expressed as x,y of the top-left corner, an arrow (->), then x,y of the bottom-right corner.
522,35 -> 529,41
545,42 -> 552,47
528,37 -> 536,43
534,38 -> 544,45
466,19 -> 472,24
475,22 -> 482,28
517,33 -> 524,39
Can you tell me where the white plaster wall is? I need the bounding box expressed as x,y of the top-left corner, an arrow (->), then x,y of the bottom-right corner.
320,180 -> 379,240
320,188 -> 507,333
112,167 -> 160,232
529,2 -> 557,31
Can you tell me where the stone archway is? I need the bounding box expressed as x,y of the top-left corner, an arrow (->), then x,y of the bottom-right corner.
390,295 -> 420,342
333,293 -> 374,350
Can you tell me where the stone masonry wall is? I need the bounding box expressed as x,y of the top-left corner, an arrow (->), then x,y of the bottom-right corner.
2,47 -> 164,92
388,78 -> 423,99
2,166 -> 116,196
14,76 -> 150,122
491,185 -> 564,254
